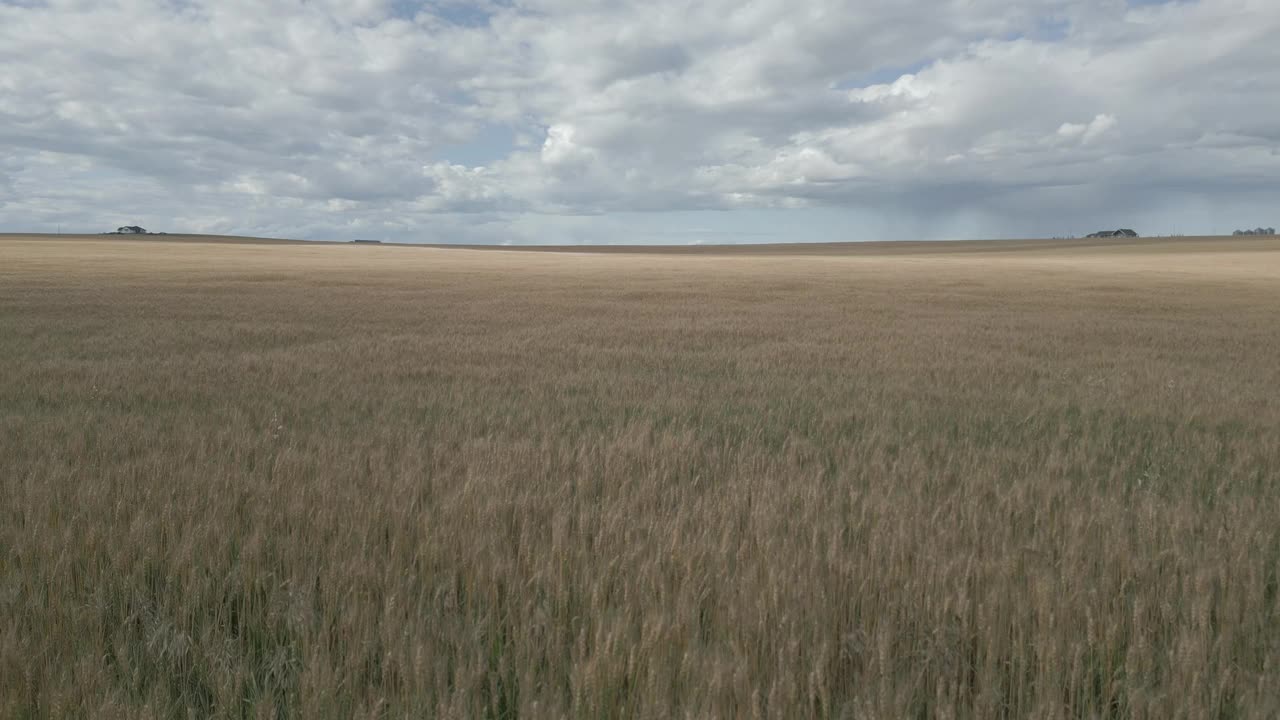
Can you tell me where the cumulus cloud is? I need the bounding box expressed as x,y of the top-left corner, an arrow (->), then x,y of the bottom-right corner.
1059,114 -> 1117,144
0,0 -> 1278,242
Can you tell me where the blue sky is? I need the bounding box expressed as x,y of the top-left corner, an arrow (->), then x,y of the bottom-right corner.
0,0 -> 1277,243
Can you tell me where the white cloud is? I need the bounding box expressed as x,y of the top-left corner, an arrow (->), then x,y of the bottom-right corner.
1059,114 -> 1116,144
0,0 -> 1278,242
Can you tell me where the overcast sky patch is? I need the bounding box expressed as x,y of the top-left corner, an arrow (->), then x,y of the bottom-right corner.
0,0 -> 1277,243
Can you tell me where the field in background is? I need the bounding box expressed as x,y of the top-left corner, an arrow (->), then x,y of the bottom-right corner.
3,235 -> 1279,718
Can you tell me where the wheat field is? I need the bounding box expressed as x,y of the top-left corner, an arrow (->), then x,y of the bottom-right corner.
2,234 -> 1279,719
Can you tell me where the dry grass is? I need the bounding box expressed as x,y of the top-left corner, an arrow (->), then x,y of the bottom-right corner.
3,235 -> 1280,719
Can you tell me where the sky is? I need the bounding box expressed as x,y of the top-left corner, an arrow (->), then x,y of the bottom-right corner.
0,0 -> 1277,244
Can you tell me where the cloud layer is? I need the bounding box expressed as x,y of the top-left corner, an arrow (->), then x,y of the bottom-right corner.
1,0 -> 1278,243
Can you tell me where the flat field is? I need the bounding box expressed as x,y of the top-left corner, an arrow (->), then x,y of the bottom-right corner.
3,235 -> 1279,718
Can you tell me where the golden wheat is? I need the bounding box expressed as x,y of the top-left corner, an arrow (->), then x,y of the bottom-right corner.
2,235 -> 1279,718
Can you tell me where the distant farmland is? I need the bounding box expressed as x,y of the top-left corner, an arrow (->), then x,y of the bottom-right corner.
3,234 -> 1279,718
